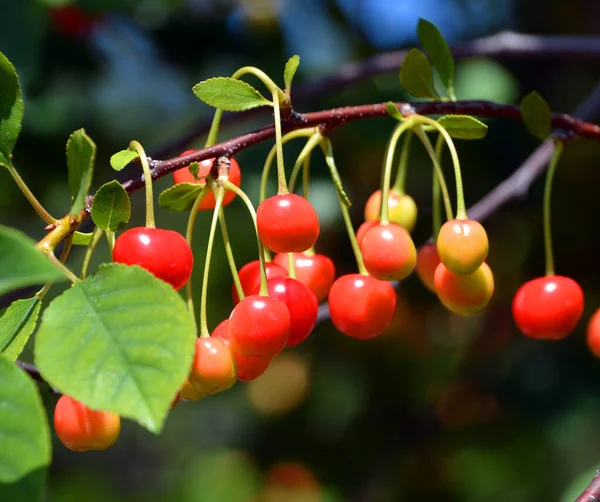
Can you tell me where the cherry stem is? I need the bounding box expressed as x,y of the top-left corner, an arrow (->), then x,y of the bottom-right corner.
272,90 -> 288,195
432,134 -> 445,240
105,231 -> 115,252
129,141 -> 156,228
48,252 -> 79,283
6,164 -> 56,224
286,253 -> 297,279
543,140 -> 564,277
392,130 -> 413,194
217,208 -> 243,303
302,154 -> 311,201
288,133 -> 320,194
32,235 -> 74,307
204,109 -> 224,148
80,227 -> 104,279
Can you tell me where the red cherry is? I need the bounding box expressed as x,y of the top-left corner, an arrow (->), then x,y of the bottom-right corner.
586,308 -> 600,357
113,227 -> 193,290
272,252 -> 335,302
364,189 -> 418,232
173,150 -> 242,210
416,242 -> 440,293
232,260 -> 287,304
361,223 -> 416,280
49,5 -> 99,39
250,277 -> 318,347
434,262 -> 494,316
356,220 -> 380,249
257,194 -> 320,253
512,275 -> 584,340
437,219 -> 489,274
228,295 -> 291,357
328,274 -> 396,339
189,337 -> 237,396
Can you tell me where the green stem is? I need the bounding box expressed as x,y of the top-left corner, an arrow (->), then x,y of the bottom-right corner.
129,141 -> 155,228
218,208 -> 243,302
432,134 -> 445,240
287,252 -> 297,279
81,227 -> 104,279
272,90 -> 288,195
106,231 -> 115,252
48,253 -> 79,283
302,155 -> 311,201
204,109 -> 224,148
288,133 -> 320,193
392,131 -> 413,195
230,66 -> 286,104
543,140 -> 564,277
6,164 -> 56,224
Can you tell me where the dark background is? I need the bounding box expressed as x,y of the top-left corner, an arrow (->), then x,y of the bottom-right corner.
3,0 -> 600,500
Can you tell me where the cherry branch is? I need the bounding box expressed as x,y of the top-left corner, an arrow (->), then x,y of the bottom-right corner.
576,471 -> 600,502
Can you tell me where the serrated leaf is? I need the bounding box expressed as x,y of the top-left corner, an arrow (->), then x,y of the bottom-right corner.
0,356 -> 51,483
521,91 -> 551,140
400,49 -> 438,99
192,77 -> 272,112
66,129 -> 96,214
0,226 -> 67,296
72,231 -> 93,246
0,297 -> 41,361
0,52 -> 24,164
417,18 -> 454,91
386,102 -> 403,121
188,161 -> 200,181
437,115 -> 488,140
34,263 -> 196,433
158,183 -> 204,212
284,55 -> 300,91
91,180 -> 131,232
110,149 -> 139,171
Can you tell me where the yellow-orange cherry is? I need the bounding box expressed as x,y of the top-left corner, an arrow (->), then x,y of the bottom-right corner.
434,262 -> 494,316
436,219 -> 488,274
364,189 -> 418,232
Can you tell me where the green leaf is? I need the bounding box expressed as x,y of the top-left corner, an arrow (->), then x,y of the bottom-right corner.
72,231 -> 93,246
0,467 -> 46,502
66,128 -> 96,214
417,18 -> 454,91
0,52 -> 24,164
192,78 -> 272,112
284,55 -> 300,91
400,49 -> 438,99
521,91 -> 551,140
158,183 -> 204,212
34,263 -> 196,434
110,149 -> 139,172
0,225 -> 67,296
91,180 -> 131,232
437,115 -> 488,140
188,161 -> 200,181
0,297 -> 41,361
386,102 -> 403,121
0,356 -> 51,483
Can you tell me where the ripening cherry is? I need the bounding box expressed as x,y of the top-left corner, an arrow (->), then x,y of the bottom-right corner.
257,194 -> 320,253
586,308 -> 600,357
272,252 -> 335,302
436,219 -> 489,275
113,227 -> 193,290
361,223 -> 417,281
189,337 -> 237,396
180,378 -> 205,401
364,189 -> 418,232
328,274 -> 396,339
512,275 -> 584,340
54,395 -> 121,452
434,262 -> 494,316
416,242 -> 440,293
173,150 -> 242,210
232,260 -> 287,304
356,220 -> 380,249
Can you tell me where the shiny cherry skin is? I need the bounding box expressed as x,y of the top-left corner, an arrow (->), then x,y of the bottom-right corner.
257,194 -> 320,253
232,260 -> 287,304
113,227 -> 193,290
180,378 -> 205,401
356,220 -> 380,249
272,252 -> 335,302
328,274 -> 396,339
189,337 -> 237,396
512,275 -> 584,340
361,223 -> 416,280
364,189 -> 418,232
434,262 -> 494,316
416,242 -> 441,293
228,295 -> 291,357
436,219 -> 489,274
173,150 -> 242,210
586,308 -> 600,357
54,395 -> 121,452
250,277 -> 318,347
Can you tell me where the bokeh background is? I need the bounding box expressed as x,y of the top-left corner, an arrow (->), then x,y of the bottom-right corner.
3,0 -> 600,500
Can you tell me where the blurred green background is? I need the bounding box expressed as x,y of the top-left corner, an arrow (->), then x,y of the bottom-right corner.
3,0 -> 600,500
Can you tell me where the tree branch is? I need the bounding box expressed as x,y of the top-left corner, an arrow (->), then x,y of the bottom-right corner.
576,471 -> 600,502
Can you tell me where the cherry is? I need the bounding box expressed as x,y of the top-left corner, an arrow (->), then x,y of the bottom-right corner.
54,395 -> 120,452
173,150 -> 242,210
180,378 -> 205,401
361,223 -> 416,281
364,189 -> 418,232
356,220 -> 380,249
227,295 -> 291,357
416,242 -> 441,293
49,5 -> 99,39
250,277 -> 318,347
189,337 -> 237,396
434,262 -> 494,316
436,219 -> 488,274
232,260 -> 287,304
113,227 -> 193,290
512,275 -> 584,340
586,308 -> 600,357
272,252 -> 335,302
328,274 -> 396,339
257,194 -> 320,253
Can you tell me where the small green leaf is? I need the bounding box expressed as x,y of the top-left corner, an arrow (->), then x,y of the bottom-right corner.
66,128 -> 96,214
0,297 -> 41,361
72,231 -> 93,246
417,18 -> 454,91
521,91 -> 552,140
91,180 -> 131,232
0,356 -> 51,483
34,263 -> 196,434
0,226 -> 67,296
0,52 -> 24,164
158,183 -> 204,212
437,115 -> 488,140
284,55 -> 300,91
193,77 -> 272,112
189,161 -> 200,181
400,49 -> 438,99
386,102 -> 403,121
110,149 -> 139,171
